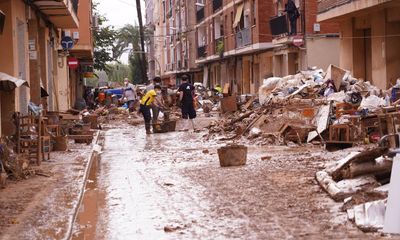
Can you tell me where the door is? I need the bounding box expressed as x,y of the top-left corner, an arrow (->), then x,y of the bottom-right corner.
47,41 -> 54,111
17,20 -> 28,115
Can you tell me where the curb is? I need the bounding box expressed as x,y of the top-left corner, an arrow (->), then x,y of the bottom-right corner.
64,130 -> 102,240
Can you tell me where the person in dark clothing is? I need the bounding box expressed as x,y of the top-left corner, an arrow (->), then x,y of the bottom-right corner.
285,0 -> 300,35
177,74 -> 197,131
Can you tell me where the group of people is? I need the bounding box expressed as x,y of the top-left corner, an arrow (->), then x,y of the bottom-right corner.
121,74 -> 197,135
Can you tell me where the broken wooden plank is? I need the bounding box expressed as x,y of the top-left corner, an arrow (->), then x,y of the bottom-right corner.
331,147 -> 389,181
341,159 -> 392,180
242,96 -> 256,110
316,171 -> 379,202
307,103 -> 332,142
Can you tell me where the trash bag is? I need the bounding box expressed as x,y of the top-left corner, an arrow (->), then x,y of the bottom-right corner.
359,95 -> 386,112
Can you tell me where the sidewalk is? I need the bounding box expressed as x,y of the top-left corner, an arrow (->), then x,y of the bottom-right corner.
0,134 -> 100,240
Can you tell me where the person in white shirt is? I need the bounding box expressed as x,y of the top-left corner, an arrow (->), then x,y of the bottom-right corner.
121,78 -> 137,112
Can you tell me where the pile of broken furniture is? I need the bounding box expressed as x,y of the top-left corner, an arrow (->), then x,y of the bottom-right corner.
208,65 -> 400,149
0,109 -> 99,189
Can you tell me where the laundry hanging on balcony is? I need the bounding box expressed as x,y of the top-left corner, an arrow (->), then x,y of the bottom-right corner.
0,72 -> 29,92
233,3 -> 244,28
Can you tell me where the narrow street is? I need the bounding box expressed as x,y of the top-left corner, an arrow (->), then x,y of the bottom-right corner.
72,121 -> 382,240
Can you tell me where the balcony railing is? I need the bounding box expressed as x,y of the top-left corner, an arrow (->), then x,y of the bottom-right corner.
197,45 -> 207,58
269,12 -> 305,37
235,28 -> 251,48
213,0 -> 223,12
196,8 -> 205,23
318,0 -> 352,14
269,15 -> 288,36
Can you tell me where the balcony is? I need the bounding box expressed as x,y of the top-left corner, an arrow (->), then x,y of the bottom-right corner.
213,0 -> 223,12
214,37 -> 224,56
317,0 -> 394,22
269,15 -> 288,37
32,0 -> 79,28
269,13 -> 305,42
235,28 -> 251,48
197,45 -> 207,58
318,0 -> 352,14
196,8 -> 205,23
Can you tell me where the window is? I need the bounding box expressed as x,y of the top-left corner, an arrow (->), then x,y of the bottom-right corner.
252,0 -> 256,25
230,11 -> 234,28
162,0 -> 166,22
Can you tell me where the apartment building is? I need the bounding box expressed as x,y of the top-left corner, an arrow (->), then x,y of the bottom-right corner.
148,0 -> 201,86
195,0 -> 276,94
62,0 -> 95,111
318,0 -> 400,90
271,0 -> 340,77
146,0 -> 340,94
0,0 -> 93,136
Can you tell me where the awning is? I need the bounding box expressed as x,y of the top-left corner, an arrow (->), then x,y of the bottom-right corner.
0,72 -> 29,92
233,3 -> 244,28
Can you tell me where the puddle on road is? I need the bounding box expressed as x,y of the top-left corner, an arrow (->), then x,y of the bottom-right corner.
72,153 -> 105,240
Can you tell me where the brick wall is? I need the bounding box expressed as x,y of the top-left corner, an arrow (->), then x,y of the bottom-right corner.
306,0 -> 339,34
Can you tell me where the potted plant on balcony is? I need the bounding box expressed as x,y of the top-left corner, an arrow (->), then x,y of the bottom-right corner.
216,40 -> 224,58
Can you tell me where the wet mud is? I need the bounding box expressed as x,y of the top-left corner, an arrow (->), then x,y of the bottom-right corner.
71,121 -> 395,240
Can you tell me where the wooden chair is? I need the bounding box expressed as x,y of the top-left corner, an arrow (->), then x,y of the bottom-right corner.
15,113 -> 51,165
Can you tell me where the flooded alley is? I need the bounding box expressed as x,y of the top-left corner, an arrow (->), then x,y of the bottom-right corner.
71,122 -> 382,240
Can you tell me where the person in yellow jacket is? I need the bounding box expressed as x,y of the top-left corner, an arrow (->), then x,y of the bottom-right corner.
139,85 -> 163,134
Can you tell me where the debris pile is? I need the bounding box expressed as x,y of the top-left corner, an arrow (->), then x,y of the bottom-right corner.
0,137 -> 33,184
207,64 -> 400,149
316,146 -> 394,232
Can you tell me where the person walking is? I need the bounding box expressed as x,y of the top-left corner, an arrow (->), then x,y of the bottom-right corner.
177,74 -> 197,131
121,78 -> 138,112
139,85 -> 163,134
285,0 -> 300,35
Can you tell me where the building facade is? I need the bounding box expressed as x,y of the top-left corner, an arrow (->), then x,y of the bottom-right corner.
0,0 -> 93,136
145,0 -> 340,94
147,0 -> 201,86
318,0 -> 400,90
271,0 -> 340,77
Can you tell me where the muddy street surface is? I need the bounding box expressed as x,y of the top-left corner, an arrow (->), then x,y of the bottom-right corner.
72,122 -> 390,240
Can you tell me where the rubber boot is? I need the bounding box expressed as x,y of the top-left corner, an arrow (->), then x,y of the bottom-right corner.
145,123 -> 151,134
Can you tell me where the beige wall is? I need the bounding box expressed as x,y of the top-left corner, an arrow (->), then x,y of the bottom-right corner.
337,8 -> 400,90
0,0 -> 30,135
306,37 -> 340,70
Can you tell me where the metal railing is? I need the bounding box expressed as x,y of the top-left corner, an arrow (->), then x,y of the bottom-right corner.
196,7 -> 205,23
269,12 -> 305,37
197,45 -> 207,58
213,0 -> 223,12
235,28 -> 251,48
